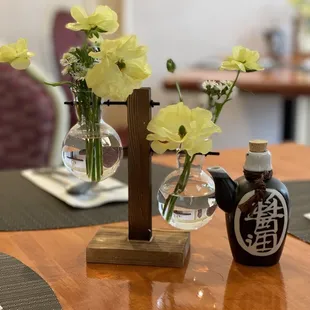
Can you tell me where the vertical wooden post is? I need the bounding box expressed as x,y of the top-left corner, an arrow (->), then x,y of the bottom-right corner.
127,88 -> 152,241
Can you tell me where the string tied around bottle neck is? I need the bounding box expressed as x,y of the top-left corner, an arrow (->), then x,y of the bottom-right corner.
238,169 -> 273,214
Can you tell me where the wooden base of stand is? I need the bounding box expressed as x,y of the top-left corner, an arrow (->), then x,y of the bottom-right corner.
86,227 -> 190,268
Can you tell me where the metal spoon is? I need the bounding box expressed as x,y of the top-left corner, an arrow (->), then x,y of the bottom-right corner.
66,182 -> 98,196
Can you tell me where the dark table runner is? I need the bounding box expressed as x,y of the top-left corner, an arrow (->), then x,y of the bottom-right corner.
0,160 -> 168,231
0,253 -> 61,310
0,160 -> 309,243
285,181 -> 310,243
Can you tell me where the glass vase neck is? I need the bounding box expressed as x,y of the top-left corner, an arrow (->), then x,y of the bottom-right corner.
74,103 -> 103,125
70,89 -> 103,125
177,152 -> 204,171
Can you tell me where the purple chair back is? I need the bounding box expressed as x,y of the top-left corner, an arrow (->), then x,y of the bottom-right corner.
0,64 -> 55,169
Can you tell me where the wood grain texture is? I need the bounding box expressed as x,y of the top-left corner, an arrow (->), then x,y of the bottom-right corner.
127,88 -> 152,241
163,68 -> 310,96
86,227 -> 190,267
0,144 -> 310,309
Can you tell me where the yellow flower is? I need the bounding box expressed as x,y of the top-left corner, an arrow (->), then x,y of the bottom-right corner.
147,102 -> 191,154
183,108 -> 221,156
66,5 -> 119,33
0,38 -> 34,70
220,46 -> 264,72
300,4 -> 310,16
289,0 -> 303,5
147,102 -> 221,156
86,35 -> 151,100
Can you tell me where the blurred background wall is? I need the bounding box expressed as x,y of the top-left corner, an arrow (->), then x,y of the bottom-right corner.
125,0 -> 294,149
0,0 -> 297,150
0,0 -> 85,79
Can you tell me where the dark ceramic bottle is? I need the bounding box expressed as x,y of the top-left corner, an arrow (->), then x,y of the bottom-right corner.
208,140 -> 290,266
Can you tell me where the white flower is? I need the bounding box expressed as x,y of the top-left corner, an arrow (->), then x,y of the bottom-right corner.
60,51 -> 78,66
202,80 -> 233,99
71,63 -> 88,80
216,80 -> 233,92
61,67 -> 69,76
202,80 -> 217,90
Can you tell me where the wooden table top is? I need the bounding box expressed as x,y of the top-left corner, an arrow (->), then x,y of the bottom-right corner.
1,143 -> 310,310
163,68 -> 310,96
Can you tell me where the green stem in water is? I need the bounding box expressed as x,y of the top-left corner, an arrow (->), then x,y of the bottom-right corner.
75,91 -> 103,182
213,70 -> 240,124
163,153 -> 196,222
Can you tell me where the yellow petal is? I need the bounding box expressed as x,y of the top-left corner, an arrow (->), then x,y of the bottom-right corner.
245,62 -> 264,72
86,59 -> 110,89
125,61 -> 151,81
246,50 -> 260,63
71,6 -> 88,22
146,133 -> 163,141
220,60 -> 240,71
232,46 -> 245,61
92,5 -> 119,33
0,45 -> 16,62
191,107 -> 213,123
150,141 -> 179,154
15,38 -> 28,52
11,57 -> 30,70
184,139 -> 213,156
27,51 -> 35,58
233,61 -> 246,72
65,22 -> 90,31
86,58 -> 137,100
147,120 -> 169,138
150,141 -> 168,154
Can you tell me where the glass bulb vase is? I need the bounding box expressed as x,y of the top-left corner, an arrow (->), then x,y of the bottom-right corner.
157,153 -> 217,230
62,90 -> 123,182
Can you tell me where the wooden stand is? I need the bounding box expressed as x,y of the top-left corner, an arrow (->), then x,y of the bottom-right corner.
86,227 -> 190,267
86,88 -> 190,268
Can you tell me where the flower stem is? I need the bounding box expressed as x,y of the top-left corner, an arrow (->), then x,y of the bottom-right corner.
175,81 -> 183,102
163,153 -> 195,222
74,89 -> 103,182
213,70 -> 240,124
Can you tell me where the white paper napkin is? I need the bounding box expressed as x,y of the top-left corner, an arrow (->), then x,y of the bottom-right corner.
21,167 -> 128,209
304,213 -> 310,220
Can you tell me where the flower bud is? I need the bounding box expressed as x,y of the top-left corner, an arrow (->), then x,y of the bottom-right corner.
166,59 -> 176,73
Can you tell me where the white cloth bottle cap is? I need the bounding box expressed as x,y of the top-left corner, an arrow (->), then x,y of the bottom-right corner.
244,140 -> 272,172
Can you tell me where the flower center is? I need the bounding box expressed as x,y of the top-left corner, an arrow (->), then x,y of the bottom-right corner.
116,59 -> 126,71
178,125 -> 187,138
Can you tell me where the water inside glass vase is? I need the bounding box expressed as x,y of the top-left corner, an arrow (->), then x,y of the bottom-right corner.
157,153 -> 217,230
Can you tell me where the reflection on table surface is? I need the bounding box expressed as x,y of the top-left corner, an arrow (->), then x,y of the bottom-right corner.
86,243 -> 291,310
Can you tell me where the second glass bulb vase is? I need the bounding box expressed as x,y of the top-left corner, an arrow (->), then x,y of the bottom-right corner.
157,153 -> 217,230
